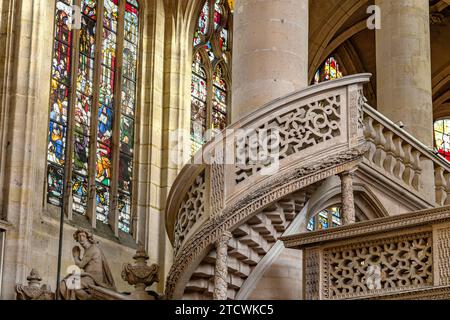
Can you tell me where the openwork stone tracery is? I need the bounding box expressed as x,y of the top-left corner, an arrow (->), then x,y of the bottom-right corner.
324,232 -> 433,299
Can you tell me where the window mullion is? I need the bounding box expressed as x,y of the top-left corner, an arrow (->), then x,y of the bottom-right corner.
63,0 -> 82,221
109,0 -> 126,237
86,0 -> 106,228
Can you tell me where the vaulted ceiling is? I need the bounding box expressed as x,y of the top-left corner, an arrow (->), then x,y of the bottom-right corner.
309,0 -> 450,118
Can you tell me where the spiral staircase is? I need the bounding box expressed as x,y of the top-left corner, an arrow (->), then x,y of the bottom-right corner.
164,74 -> 450,299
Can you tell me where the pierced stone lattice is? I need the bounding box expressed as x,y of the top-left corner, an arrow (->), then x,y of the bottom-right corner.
235,96 -> 342,184
174,172 -> 206,255
324,232 -> 433,299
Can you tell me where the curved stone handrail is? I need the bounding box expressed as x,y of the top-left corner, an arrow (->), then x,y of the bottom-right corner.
362,104 -> 450,206
164,74 -> 371,299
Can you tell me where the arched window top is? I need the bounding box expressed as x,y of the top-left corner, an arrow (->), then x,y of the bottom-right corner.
191,0 -> 232,155
307,206 -> 342,231
434,119 -> 450,161
313,56 -> 343,85
47,0 -> 141,235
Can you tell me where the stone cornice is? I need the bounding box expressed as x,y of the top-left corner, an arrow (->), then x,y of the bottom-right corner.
360,285 -> 450,300
281,205 -> 450,249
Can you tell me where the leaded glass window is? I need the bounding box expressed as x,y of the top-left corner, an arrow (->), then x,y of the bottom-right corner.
434,119 -> 450,161
307,206 -> 342,231
46,0 -> 140,235
313,56 -> 343,85
191,0 -> 232,155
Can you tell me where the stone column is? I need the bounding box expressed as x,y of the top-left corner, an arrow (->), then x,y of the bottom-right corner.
340,170 -> 356,225
213,231 -> 232,300
232,0 -> 309,122
376,0 -> 433,146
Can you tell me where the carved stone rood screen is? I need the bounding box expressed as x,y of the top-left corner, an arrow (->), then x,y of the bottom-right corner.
281,206 -> 450,300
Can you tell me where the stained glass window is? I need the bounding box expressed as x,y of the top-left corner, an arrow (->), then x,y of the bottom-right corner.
46,0 -> 140,234
307,206 -> 342,231
313,56 -> 343,85
434,120 -> 450,161
190,0 -> 232,155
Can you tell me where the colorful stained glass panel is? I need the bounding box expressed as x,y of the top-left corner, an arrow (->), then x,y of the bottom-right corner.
118,193 -> 131,233
82,0 -> 97,20
52,41 -> 71,85
120,116 -> 134,155
74,94 -> 91,134
55,1 -> 72,45
48,121 -> 66,166
96,185 -> 110,222
49,79 -> 69,125
72,174 -> 88,214
47,165 -> 64,206
96,143 -> 112,186
102,29 -> 117,70
77,54 -> 95,97
73,132 -> 89,175
119,155 -> 133,194
103,0 -> 119,32
98,105 -> 113,145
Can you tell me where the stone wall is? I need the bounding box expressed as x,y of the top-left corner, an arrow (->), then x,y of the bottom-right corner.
247,248 -> 302,300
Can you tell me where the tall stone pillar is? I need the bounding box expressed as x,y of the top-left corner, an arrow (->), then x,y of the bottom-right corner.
340,170 -> 356,225
376,0 -> 433,146
232,0 -> 309,122
213,231 -> 232,300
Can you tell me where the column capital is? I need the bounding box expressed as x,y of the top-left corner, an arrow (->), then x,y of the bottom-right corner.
339,167 -> 357,178
215,231 -> 232,248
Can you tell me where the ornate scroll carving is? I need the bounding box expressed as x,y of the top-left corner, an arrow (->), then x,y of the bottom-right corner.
16,269 -> 55,300
174,172 -> 206,255
304,249 -> 320,300
235,95 -> 342,184
122,245 -> 161,300
323,232 -> 433,299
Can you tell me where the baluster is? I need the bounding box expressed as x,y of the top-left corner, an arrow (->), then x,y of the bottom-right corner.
383,131 -> 396,176
411,150 -> 422,191
402,144 -> 415,187
363,116 -> 377,162
393,137 -> 405,180
445,173 -> 450,206
435,166 -> 448,206
373,123 -> 387,169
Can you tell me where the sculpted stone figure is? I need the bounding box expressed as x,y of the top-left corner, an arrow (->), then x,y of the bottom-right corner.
59,228 -> 116,300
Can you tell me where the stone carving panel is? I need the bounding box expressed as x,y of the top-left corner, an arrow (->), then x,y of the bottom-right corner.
436,227 -> 450,286
323,232 -> 433,299
235,95 -> 342,184
174,172 -> 206,255
304,249 -> 320,300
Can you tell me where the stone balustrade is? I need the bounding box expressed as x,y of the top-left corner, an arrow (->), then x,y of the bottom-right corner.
362,104 -> 450,206
281,206 -> 450,300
